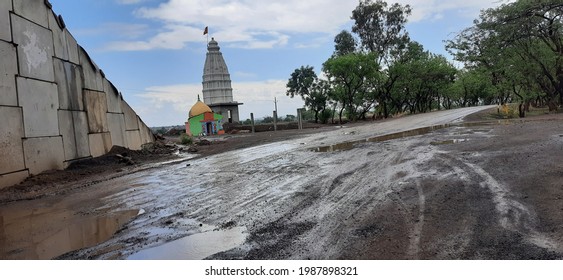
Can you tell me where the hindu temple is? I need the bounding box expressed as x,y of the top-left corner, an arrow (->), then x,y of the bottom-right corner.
185,96 -> 225,136
202,38 -> 242,123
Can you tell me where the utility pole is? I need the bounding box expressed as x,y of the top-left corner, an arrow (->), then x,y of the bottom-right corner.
273,97 -> 278,131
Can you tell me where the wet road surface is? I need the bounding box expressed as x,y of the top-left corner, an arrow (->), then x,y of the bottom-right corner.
2,106 -> 563,259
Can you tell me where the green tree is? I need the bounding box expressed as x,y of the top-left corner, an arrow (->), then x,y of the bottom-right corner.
286,66 -> 329,123
446,0 -> 563,111
351,0 -> 412,64
323,52 -> 380,121
262,116 -> 274,123
390,43 -> 457,114
284,115 -> 296,122
334,30 -> 357,56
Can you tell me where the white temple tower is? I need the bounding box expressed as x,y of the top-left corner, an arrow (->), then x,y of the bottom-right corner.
202,38 -> 242,123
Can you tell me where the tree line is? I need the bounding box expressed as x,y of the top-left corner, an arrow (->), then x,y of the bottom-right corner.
287,0 -> 563,123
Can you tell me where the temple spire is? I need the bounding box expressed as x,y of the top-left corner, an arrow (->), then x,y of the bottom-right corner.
202,38 -> 242,123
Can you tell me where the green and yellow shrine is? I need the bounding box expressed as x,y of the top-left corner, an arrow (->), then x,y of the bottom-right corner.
185,97 -> 225,136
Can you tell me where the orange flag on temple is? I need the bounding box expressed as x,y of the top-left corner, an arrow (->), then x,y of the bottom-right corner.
203,26 -> 208,35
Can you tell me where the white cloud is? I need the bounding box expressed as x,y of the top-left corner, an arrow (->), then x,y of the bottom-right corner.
105,0 -> 514,52
104,24 -> 203,51
135,80 -> 304,126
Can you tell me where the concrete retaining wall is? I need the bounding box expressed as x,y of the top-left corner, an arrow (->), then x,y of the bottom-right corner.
0,0 -> 154,189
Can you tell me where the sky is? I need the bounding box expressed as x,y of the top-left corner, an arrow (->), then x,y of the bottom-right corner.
48,0 -> 512,127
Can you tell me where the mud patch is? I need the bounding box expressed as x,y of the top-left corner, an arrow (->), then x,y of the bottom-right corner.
244,221 -> 316,259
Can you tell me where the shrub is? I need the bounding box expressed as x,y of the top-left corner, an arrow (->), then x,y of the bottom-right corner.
498,104 -> 518,119
180,133 -> 193,145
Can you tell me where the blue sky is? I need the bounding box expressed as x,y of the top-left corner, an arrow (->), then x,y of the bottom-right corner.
48,0 -> 512,127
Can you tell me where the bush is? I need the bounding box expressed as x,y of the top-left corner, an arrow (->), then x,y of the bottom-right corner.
319,109 -> 333,124
498,104 -> 518,119
180,133 -> 193,145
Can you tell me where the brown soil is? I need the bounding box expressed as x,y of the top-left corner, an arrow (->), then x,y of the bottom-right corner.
0,124 -> 335,204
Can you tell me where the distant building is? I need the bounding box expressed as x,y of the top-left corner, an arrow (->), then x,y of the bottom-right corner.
202,38 -> 243,123
185,96 -> 224,136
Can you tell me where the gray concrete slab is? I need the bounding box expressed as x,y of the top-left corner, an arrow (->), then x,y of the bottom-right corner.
11,14 -> 54,82
13,0 -> 49,28
121,101 -> 139,131
58,110 -> 78,161
107,113 -> 127,148
125,130 -> 142,150
138,118 -> 154,145
66,30 -> 79,65
17,77 -> 59,138
72,111 -> 91,158
88,132 -> 112,158
83,90 -> 109,133
23,136 -> 65,175
0,41 -> 18,106
54,58 -> 84,110
0,106 -> 25,174
79,47 -> 103,91
0,170 -> 29,190
48,11 -> 69,60
104,79 -> 122,113
0,0 -> 12,42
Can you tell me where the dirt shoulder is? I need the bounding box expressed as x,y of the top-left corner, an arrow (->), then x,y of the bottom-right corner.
0,124 -> 336,204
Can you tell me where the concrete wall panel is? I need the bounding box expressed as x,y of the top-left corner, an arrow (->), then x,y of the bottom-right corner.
72,111 -> 90,158
79,48 -> 103,91
0,0 -> 12,41
0,107 -> 25,174
104,79 -> 122,113
83,90 -> 109,133
138,118 -> 154,145
65,30 -> 80,65
125,130 -> 142,150
0,41 -> 18,106
121,101 -> 139,131
13,0 -> 49,28
107,113 -> 127,148
54,58 -> 83,110
48,11 -> 69,60
23,137 -> 65,175
17,77 -> 59,138
88,133 -> 112,158
0,171 -> 29,190
11,14 -> 54,82
58,110 -> 78,161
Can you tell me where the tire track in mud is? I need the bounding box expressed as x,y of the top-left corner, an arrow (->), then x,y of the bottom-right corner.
406,182 -> 425,259
437,152 -> 561,254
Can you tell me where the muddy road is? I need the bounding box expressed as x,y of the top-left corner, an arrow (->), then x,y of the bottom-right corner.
2,106 -> 563,260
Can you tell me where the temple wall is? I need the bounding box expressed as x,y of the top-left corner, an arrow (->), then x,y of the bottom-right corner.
0,0 -> 154,189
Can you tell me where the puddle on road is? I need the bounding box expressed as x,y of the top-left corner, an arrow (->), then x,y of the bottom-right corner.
127,226 -> 247,260
313,121 -> 499,152
0,208 -> 139,259
430,139 -> 468,146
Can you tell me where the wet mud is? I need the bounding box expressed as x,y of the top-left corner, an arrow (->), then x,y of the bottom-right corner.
2,106 -> 563,259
